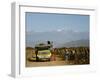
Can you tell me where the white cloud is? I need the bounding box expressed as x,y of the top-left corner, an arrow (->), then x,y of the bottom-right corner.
56,28 -> 65,32
57,29 -> 62,32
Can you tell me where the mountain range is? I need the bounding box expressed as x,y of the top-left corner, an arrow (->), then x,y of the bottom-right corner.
26,30 -> 89,48
55,39 -> 89,48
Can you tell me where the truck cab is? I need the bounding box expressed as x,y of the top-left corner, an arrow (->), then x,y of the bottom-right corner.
35,42 -> 52,61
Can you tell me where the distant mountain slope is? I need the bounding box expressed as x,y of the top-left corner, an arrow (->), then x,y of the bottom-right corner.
56,40 -> 89,48
26,30 -> 89,48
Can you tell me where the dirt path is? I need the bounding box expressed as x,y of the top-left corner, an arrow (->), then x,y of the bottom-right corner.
26,54 -> 68,67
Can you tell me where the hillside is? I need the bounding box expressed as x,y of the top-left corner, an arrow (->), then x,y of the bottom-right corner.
57,39 -> 89,48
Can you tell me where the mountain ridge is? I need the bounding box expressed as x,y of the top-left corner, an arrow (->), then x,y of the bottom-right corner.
55,39 -> 89,48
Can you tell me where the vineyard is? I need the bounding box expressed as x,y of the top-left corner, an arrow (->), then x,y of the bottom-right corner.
52,47 -> 89,64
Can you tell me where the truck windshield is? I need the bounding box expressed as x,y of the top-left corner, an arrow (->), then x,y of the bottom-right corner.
35,47 -> 49,50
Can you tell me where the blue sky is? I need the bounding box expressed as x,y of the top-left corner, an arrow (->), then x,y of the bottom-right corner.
26,12 -> 89,32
